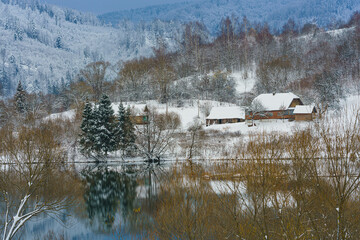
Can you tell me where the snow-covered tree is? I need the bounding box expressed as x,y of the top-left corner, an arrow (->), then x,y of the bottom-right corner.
14,81 -> 27,115
314,70 -> 343,109
79,100 -> 95,156
123,106 -> 136,155
114,102 -> 125,151
114,103 -> 136,156
93,94 -> 116,156
54,36 -> 62,49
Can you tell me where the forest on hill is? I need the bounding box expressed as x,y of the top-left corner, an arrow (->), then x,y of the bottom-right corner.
3,10 -> 359,120
0,0 -> 183,97
99,0 -> 360,34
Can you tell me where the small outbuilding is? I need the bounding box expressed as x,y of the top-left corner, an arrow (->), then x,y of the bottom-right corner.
293,105 -> 317,121
130,115 -> 148,125
206,106 -> 245,126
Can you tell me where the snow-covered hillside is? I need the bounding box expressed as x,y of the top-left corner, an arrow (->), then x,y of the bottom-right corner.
0,1 -> 183,96
99,0 -> 360,34
230,70 -> 256,94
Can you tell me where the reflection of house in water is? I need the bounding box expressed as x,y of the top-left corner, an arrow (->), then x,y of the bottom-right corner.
246,92 -> 304,121
206,106 -> 245,126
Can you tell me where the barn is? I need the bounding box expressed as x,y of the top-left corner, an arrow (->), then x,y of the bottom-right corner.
293,105 -> 317,121
246,92 -> 304,121
206,106 -> 245,126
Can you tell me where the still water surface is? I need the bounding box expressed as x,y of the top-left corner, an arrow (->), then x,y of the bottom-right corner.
20,162 -> 169,239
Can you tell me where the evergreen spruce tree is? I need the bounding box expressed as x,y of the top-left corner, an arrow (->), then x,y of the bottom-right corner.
79,101 -> 95,156
124,106 -> 136,155
114,102 -> 126,152
93,94 -> 116,156
114,103 -> 137,156
14,81 -> 27,115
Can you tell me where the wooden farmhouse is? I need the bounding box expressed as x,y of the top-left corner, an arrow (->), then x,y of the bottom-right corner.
206,106 -> 245,126
293,105 -> 317,121
245,92 -> 304,121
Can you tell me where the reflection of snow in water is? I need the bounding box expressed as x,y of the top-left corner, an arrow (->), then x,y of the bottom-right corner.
209,180 -> 296,210
18,162 -> 162,240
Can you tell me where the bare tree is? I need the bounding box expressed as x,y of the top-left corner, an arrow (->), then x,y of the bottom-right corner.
186,118 -> 204,160
247,99 -> 268,126
64,81 -> 94,110
135,107 -> 181,162
25,93 -> 47,124
313,111 -> 360,240
80,61 -> 110,102
0,125 -> 74,240
151,43 -> 176,104
115,58 -> 153,101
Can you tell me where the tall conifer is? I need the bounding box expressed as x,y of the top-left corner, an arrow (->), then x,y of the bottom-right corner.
93,94 -> 116,156
14,81 -> 27,115
124,106 -> 136,154
79,100 -> 95,156
115,102 -> 126,151
114,103 -> 137,156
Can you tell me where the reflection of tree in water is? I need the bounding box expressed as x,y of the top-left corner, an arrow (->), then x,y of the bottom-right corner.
81,163 -> 169,237
119,167 -> 137,219
141,163 -> 162,210
82,166 -> 137,233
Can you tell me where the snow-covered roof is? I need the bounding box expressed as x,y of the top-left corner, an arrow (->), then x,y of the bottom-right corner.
206,106 -> 245,119
293,105 -> 316,114
252,92 -> 301,111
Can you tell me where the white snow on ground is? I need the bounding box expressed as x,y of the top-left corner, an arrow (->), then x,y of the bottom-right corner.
325,95 -> 360,123
327,27 -> 353,37
44,109 -> 76,121
231,70 -> 256,94
112,99 -> 312,135
45,95 -> 360,136
206,120 -> 311,135
111,100 -> 238,130
339,95 -> 360,110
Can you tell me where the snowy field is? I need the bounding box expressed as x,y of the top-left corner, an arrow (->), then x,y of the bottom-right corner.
45,109 -> 76,121
47,94 -> 360,136
205,120 -> 310,134
231,70 -> 256,94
